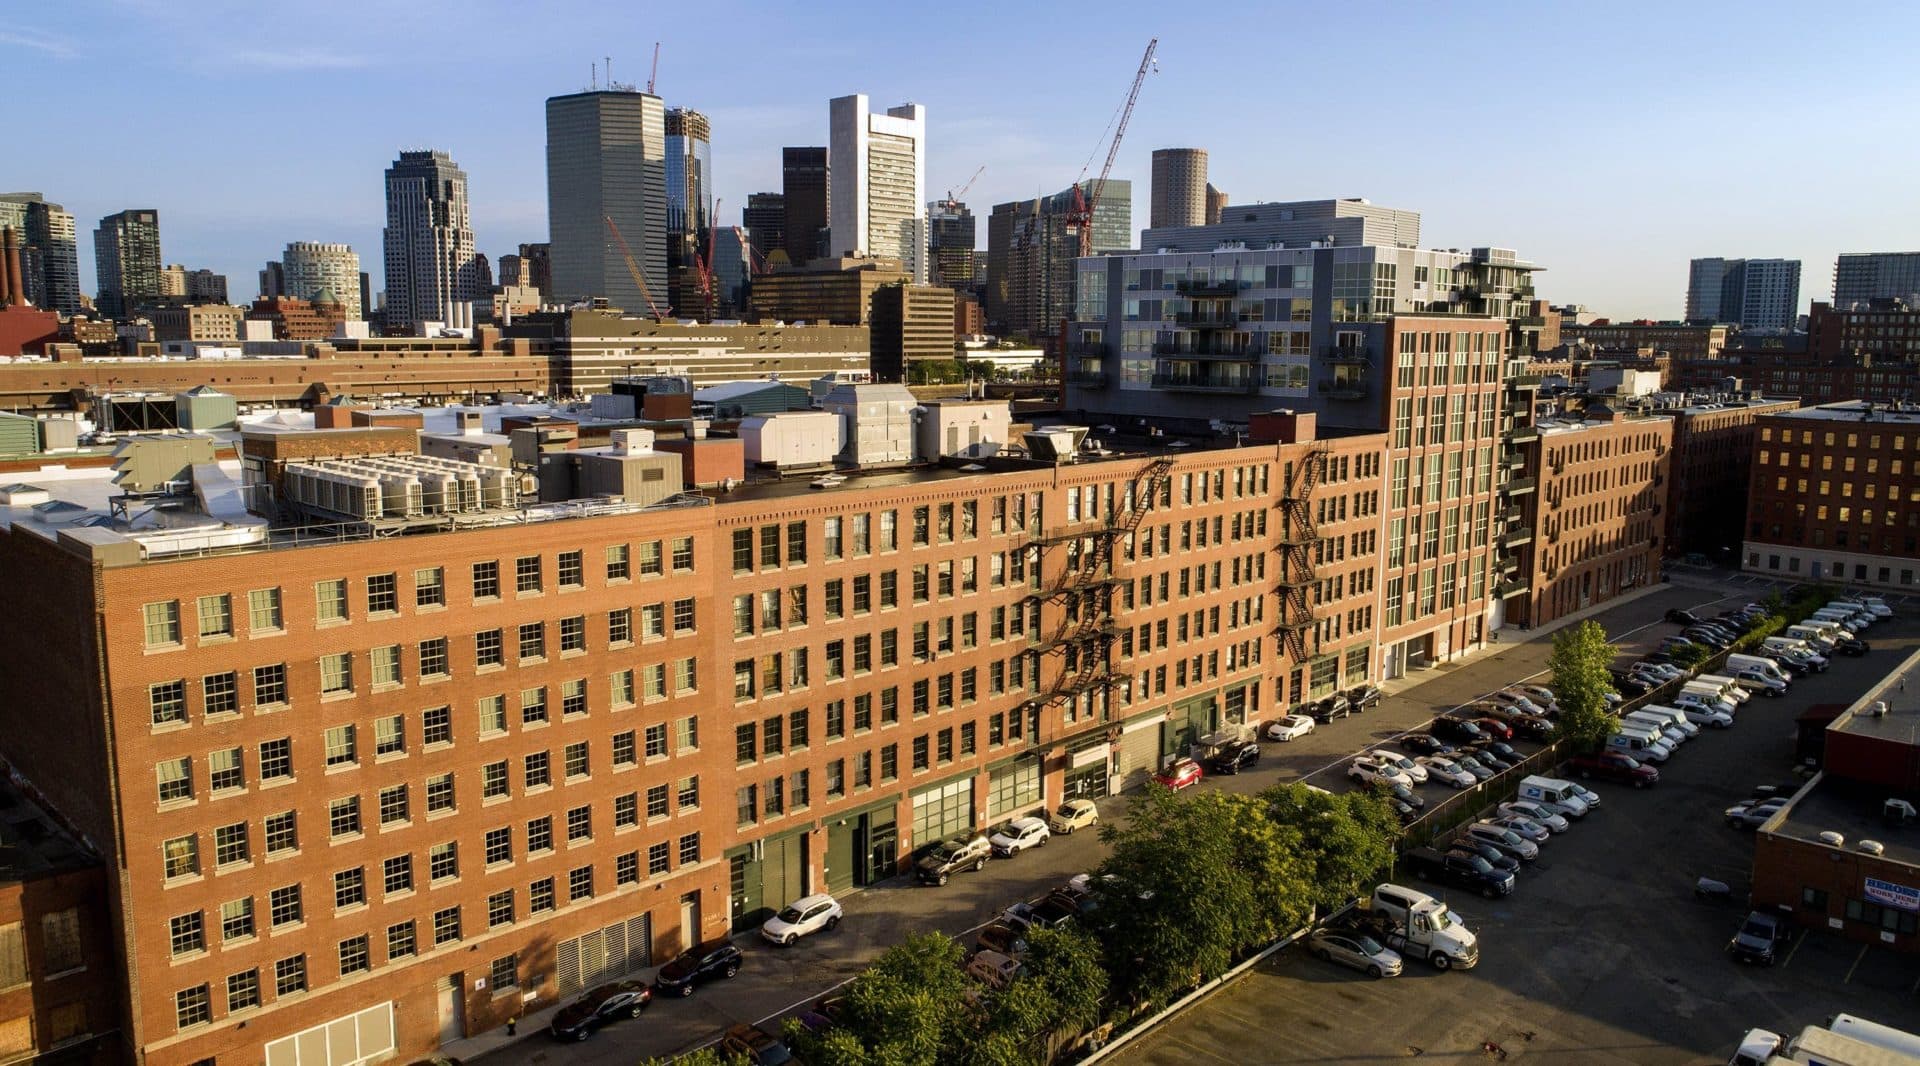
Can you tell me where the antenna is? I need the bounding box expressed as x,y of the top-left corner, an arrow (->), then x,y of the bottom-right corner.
605,56 -> 612,88
590,61 -> 597,91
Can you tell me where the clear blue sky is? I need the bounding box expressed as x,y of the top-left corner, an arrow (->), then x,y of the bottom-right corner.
8,0 -> 1917,320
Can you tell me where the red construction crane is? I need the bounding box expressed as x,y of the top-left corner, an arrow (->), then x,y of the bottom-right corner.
690,198 -> 724,320
947,165 -> 985,203
604,214 -> 668,320
1067,38 -> 1158,258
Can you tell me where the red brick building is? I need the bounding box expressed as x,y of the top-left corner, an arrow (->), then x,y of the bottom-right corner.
1665,396 -> 1800,560
1743,401 -> 1920,589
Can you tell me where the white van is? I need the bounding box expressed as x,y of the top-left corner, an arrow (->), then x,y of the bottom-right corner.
1786,623 -> 1838,652
1827,600 -> 1882,622
1696,674 -> 1751,703
1607,730 -> 1670,762
1854,596 -> 1894,618
1516,775 -> 1590,817
1727,653 -> 1790,684
1681,682 -> 1739,713
1808,610 -> 1860,637
1628,706 -> 1699,738
1621,715 -> 1685,748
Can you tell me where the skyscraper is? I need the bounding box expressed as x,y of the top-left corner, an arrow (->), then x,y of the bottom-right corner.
926,199 -> 976,291
1685,257 -> 1801,331
829,95 -> 926,283
1150,148 -> 1208,229
665,108 -> 714,317
0,193 -> 80,314
382,150 -> 483,331
93,209 -> 162,319
1833,252 -> 1920,307
781,148 -> 828,267
546,89 -> 668,316
742,193 -> 785,268
985,180 -> 1131,340
269,242 -> 364,319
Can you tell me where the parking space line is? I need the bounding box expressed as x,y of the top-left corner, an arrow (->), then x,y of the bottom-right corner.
1842,943 -> 1868,983
1779,928 -> 1805,969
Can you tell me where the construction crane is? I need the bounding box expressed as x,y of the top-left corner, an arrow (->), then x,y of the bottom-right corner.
646,42 -> 659,94
1067,38 -> 1158,258
604,214 -> 668,320
947,165 -> 985,203
690,198 -> 724,320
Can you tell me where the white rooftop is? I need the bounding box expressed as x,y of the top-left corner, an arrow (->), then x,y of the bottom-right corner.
1779,400 -> 1920,424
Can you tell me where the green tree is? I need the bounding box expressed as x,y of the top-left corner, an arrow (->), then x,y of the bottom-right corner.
1549,619 -> 1619,753
1260,783 -> 1401,912
637,1049 -> 750,1066
786,932 -> 972,1066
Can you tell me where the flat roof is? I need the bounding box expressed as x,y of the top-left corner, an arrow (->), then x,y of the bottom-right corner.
1778,400 -> 1920,425
1830,649 -> 1920,743
1771,776 -> 1920,869
0,776 -> 97,885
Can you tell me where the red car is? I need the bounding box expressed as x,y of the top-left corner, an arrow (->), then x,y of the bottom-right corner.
1153,758 -> 1204,791
1567,751 -> 1659,788
1470,717 -> 1514,742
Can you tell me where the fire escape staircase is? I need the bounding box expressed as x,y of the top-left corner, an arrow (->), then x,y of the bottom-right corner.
1272,448 -> 1328,664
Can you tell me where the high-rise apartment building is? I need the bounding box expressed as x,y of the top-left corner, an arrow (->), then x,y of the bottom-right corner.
1685,257 -> 1801,331
985,180 -> 1132,341
159,265 -> 230,305
665,108 -> 714,318
1150,148 -> 1208,229
829,95 -> 927,283
546,89 -> 669,316
0,193 -> 81,314
1832,252 -> 1920,308
781,148 -> 829,268
264,243 -> 364,320
382,151 -> 484,332
926,199 -> 975,292
93,209 -> 162,319
742,194 -> 786,268
1744,401 -> 1920,589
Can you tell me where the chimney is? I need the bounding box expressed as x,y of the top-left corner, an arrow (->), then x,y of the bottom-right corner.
0,227 -> 19,306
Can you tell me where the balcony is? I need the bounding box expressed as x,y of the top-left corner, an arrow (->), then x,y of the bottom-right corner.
1153,341 -> 1260,359
1068,341 -> 1110,357
1501,450 -> 1527,470
1496,578 -> 1529,599
1503,476 -> 1537,496
1174,279 -> 1238,297
1500,526 -> 1534,549
1506,373 -> 1543,390
1169,311 -> 1240,328
1316,377 -> 1369,401
1504,424 -> 1541,444
1151,373 -> 1260,395
1321,346 -> 1375,366
1066,370 -> 1109,389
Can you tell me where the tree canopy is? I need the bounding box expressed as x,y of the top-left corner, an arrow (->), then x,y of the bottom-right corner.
1549,619 -> 1620,752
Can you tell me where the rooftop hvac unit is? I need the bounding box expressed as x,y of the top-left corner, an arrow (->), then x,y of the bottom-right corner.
1817,830 -> 1846,847
376,472 -> 422,517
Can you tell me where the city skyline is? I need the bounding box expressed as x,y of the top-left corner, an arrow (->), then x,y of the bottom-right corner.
5,0 -> 1918,320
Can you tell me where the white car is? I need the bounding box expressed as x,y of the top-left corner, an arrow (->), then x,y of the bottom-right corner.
1265,714 -> 1316,742
1417,756 -> 1476,789
760,893 -> 844,945
1348,757 -> 1414,789
1725,799 -> 1787,830
1490,813 -> 1551,843
1516,685 -> 1562,712
1046,798 -> 1100,835
1369,750 -> 1429,784
989,816 -> 1052,857
1489,691 -> 1545,716
1563,782 -> 1602,810
1500,800 -> 1569,833
1858,596 -> 1893,617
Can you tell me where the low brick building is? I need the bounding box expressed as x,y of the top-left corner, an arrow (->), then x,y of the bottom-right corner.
1743,400 -> 1920,589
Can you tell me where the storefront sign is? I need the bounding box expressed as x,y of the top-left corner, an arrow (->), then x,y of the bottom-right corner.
1864,877 -> 1920,912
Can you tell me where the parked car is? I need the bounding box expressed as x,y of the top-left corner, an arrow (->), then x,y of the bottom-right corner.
1454,839 -> 1523,875
965,949 -> 1024,990
1567,751 -> 1659,787
1515,685 -> 1562,713
1501,713 -> 1554,742
915,832 -> 992,885
1608,671 -> 1653,697
1666,608 -> 1702,626
1460,745 -> 1516,773
1727,911 -> 1789,966
1636,662 -> 1686,683
1362,777 -> 1427,814
1834,637 -> 1870,657
1399,733 -> 1454,756
1310,695 -> 1352,723
719,1023 -> 796,1065
1564,781 -> 1603,810
1305,928 -> 1404,978
1203,739 -> 1261,775
1367,750 -> 1429,784
1487,691 -> 1546,716
1464,820 -> 1540,862
760,893 -> 844,945
1416,755 -> 1477,789
1265,714 -> 1316,742
1153,758 -> 1205,791
1430,716 -> 1485,743
1725,799 -> 1788,830
1348,684 -> 1385,711
1401,846 -> 1517,898
654,941 -> 744,997
1452,754 -> 1498,781
1349,756 -> 1415,789
974,921 -> 1029,958
1003,893 -> 1078,932
1468,717 -> 1515,742
1490,813 -> 1552,843
989,816 -> 1052,858
1499,800 -> 1569,833
1047,798 -> 1100,835
549,980 -> 652,1041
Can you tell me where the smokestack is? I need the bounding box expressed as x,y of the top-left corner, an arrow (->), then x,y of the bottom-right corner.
0,227 -> 18,307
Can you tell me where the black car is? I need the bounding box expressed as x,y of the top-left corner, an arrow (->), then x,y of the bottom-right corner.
654,941 -> 744,997
1347,684 -> 1384,711
1455,839 -> 1523,875
1834,637 -> 1870,657
1309,694 -> 1352,723
1429,716 -> 1484,743
1478,740 -> 1524,765
1665,608 -> 1701,626
1402,846 -> 1516,898
1727,911 -> 1789,966
1399,733 -> 1454,756
1683,628 -> 1732,649
1366,777 -> 1427,810
1461,744 -> 1517,772
549,980 -> 652,1041
1608,671 -> 1652,697
1204,739 -> 1261,775
1505,714 -> 1555,741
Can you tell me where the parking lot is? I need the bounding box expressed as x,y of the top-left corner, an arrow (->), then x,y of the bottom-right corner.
1113,588 -> 1920,1065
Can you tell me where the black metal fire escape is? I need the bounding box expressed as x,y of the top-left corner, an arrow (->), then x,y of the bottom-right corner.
1273,447 -> 1328,664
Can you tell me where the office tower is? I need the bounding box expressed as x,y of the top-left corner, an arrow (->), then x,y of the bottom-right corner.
709,227 -> 749,316
266,242 -> 364,319
1832,252 -> 1920,308
1150,148 -> 1208,229
546,88 -> 668,316
926,199 -> 975,292
742,193 -> 785,268
516,243 -> 552,295
781,148 -> 829,267
665,108 -> 714,318
498,253 -> 526,288
0,193 -> 80,313
828,95 -> 927,282
93,209 -> 162,319
984,180 -> 1131,340
1685,257 -> 1801,331
382,150 -> 483,331
158,264 -> 229,305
